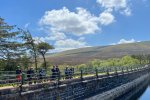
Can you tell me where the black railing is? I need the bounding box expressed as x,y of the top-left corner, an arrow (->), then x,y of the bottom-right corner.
0,64 -> 149,95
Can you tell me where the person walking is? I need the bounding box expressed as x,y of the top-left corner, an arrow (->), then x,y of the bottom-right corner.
39,68 -> 45,79
16,66 -> 22,81
51,66 -> 56,80
65,67 -> 69,79
70,67 -> 74,79
27,67 -> 34,84
56,65 -> 60,80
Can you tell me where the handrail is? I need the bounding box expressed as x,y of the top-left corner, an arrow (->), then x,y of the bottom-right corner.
0,65 -> 149,96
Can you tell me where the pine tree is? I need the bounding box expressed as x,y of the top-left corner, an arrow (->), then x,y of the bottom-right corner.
0,18 -> 26,70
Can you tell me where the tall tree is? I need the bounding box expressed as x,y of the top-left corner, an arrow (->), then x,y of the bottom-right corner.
19,29 -> 38,72
37,42 -> 54,70
0,18 -> 26,70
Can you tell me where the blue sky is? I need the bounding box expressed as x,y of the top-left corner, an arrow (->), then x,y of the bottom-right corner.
0,0 -> 150,52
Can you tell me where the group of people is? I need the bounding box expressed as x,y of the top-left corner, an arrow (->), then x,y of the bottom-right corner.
50,66 -> 75,80
51,65 -> 60,80
64,67 -> 74,79
16,66 -> 35,84
16,65 -> 75,84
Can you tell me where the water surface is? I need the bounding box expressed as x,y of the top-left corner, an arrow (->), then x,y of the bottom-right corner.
139,85 -> 150,100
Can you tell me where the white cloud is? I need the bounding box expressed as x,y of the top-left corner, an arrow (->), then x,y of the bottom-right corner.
55,38 -> 86,48
78,37 -> 85,41
118,38 -> 136,44
33,36 -> 89,52
97,0 -> 132,16
99,11 -> 115,25
39,7 -> 115,36
33,31 -> 66,43
54,38 -> 89,52
111,38 -> 136,45
24,23 -> 30,29
39,7 -> 100,36
38,7 -> 117,52
110,43 -> 117,45
120,7 -> 132,16
97,0 -> 127,10
33,37 -> 45,44
47,30 -> 67,41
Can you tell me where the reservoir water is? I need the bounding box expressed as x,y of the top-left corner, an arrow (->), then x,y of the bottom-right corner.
130,79 -> 150,100
139,85 -> 150,100
116,78 -> 150,100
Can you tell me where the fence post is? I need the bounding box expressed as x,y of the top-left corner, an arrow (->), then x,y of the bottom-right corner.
131,66 -> 133,71
102,68 -> 105,73
80,70 -> 83,81
127,67 -> 129,73
107,68 -> 109,76
19,72 -> 25,95
57,72 -> 61,85
95,68 -> 98,78
137,66 -> 139,71
115,67 -> 118,75
122,68 -> 124,74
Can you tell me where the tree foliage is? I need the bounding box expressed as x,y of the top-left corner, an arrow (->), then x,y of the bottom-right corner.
37,42 -> 54,70
0,17 -> 26,70
19,29 -> 39,72
19,55 -> 32,70
74,55 -> 144,71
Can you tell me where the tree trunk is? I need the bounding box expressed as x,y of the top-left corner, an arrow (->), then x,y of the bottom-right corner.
33,45 -> 38,73
42,54 -> 46,70
34,52 -> 38,72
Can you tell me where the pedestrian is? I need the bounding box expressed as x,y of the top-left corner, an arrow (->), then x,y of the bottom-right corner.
65,67 -> 69,79
51,66 -> 56,80
39,68 -> 45,79
27,67 -> 34,84
56,65 -> 60,80
70,67 -> 74,79
16,66 -> 22,81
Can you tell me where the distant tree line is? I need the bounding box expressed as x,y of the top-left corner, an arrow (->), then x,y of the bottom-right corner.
131,54 -> 150,64
75,55 -> 150,71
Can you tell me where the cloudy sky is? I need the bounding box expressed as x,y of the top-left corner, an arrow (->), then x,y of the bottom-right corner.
1,0 -> 150,52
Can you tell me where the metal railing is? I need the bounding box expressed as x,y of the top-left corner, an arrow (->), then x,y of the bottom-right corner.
0,64 -> 149,95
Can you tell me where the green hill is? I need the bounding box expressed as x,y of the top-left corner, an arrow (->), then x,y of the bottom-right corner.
45,41 -> 150,65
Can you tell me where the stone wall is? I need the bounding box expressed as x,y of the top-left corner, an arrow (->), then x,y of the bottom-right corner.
85,73 -> 150,100
1,66 -> 150,100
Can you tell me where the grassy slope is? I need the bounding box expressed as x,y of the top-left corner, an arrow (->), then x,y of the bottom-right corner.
45,41 -> 150,65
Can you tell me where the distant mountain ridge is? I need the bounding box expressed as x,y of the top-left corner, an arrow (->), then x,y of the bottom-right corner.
45,41 -> 150,65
